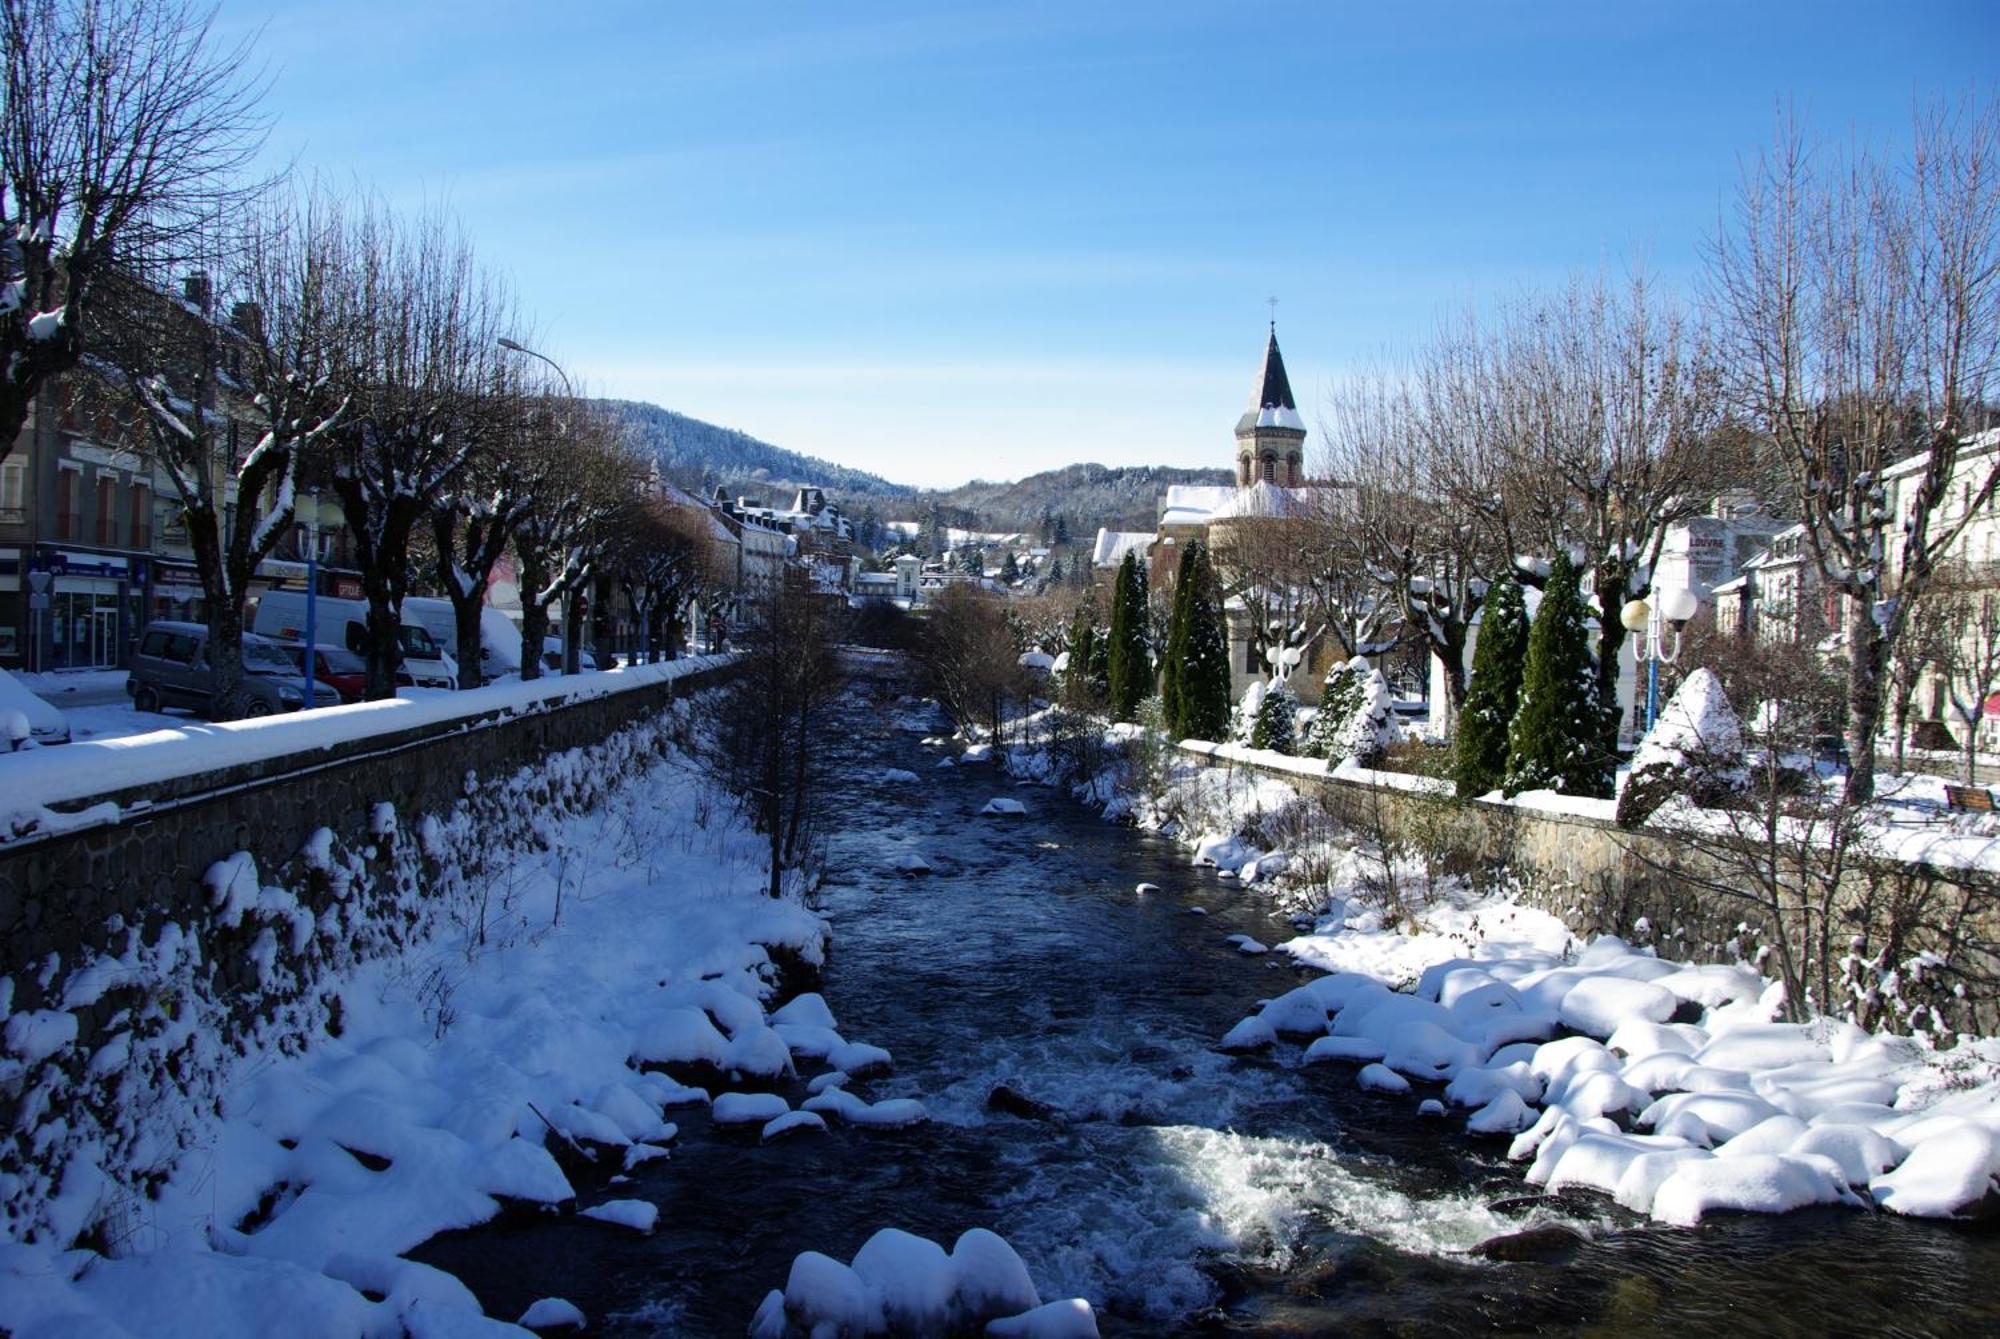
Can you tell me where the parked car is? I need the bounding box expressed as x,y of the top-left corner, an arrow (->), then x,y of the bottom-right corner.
0,666 -> 71,749
273,642 -> 370,704
541,635 -> 599,673
127,622 -> 344,718
403,597 -> 526,682
252,591 -> 458,689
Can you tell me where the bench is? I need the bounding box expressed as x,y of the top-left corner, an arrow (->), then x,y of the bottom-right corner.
1943,784 -> 1996,812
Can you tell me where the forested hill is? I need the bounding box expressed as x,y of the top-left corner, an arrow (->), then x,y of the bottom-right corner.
597,397 -> 1233,537
925,463 -> 1235,535
596,399 -> 912,499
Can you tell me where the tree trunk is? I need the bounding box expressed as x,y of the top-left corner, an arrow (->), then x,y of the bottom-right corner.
517,550 -> 550,683
205,597 -> 251,717
451,592 -> 485,691
1845,594 -> 1886,803
591,571 -> 617,670
360,578 -> 405,701
1593,567 -> 1633,758
561,587 -> 584,675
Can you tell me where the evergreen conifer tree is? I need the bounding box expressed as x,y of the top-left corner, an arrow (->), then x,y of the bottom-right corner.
1302,659 -> 1362,758
1160,544 -> 1197,732
1504,552 -> 1609,796
1251,678 -> 1298,754
1063,605 -> 1101,708
1454,574 -> 1530,797
1177,542 -> 1232,741
1106,551 -> 1151,720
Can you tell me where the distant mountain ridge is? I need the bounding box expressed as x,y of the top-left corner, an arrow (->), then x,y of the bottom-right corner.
596,399 -> 913,499
598,397 -> 1232,537
925,463 -> 1235,535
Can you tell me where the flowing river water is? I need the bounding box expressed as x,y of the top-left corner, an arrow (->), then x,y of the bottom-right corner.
417,678 -> 2000,1336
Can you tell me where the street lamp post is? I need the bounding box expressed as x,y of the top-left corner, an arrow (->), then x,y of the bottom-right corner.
301,530 -> 332,707
1620,585 -> 1700,733
498,337 -> 580,671
498,336 -> 576,398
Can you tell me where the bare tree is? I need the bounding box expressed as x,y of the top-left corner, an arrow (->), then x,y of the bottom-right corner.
509,402 -> 632,680
113,188 -> 345,713
1,0 -> 267,463
1927,563 -> 2000,783
1318,333 -> 1511,726
1488,271 -> 1722,752
322,204 -> 513,697
915,582 -> 1031,746
1706,100 -> 2000,799
427,367 -> 546,689
705,568 -> 846,899
611,489 -> 718,663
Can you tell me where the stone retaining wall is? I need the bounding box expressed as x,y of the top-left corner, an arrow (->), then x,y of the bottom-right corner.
1,661 -> 734,1003
0,660 -> 735,1238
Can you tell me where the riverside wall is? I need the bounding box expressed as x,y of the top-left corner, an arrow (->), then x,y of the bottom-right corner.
0,659 -> 735,1237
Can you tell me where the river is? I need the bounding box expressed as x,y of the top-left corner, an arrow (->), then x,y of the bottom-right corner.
417,678 -> 2000,1336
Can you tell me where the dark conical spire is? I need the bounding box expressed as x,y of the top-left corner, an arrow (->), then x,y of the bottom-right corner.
1252,327 -> 1297,412
1235,326 -> 1306,437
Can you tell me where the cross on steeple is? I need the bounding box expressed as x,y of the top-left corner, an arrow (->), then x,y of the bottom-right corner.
1267,295 -> 1278,330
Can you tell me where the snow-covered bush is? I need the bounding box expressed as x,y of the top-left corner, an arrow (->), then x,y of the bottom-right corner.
1250,679 -> 1298,754
1302,656 -> 1403,765
1615,668 -> 1748,827
1232,679 -> 1266,746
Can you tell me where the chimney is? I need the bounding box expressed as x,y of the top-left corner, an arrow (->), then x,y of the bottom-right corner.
183,271 -> 212,311
230,301 -> 263,336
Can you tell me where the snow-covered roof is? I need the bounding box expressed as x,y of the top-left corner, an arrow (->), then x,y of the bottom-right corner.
1092,528 -> 1154,568
1208,480 -> 1315,521
1158,484 -> 1238,528
1882,425 -> 2000,480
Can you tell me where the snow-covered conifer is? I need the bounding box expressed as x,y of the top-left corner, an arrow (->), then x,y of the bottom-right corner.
1504,552 -> 1609,796
1250,678 -> 1298,754
1454,575 -> 1529,797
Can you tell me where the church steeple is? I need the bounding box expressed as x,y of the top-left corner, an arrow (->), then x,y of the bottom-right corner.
1234,325 -> 1306,486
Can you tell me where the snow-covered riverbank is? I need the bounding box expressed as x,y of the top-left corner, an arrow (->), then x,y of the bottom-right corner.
1001,707 -> 2000,1226
0,699 -> 836,1337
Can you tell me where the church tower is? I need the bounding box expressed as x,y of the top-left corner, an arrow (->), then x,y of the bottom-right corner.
1234,327 -> 1306,486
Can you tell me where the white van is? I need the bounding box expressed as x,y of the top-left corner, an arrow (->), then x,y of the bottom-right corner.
252,591 -> 458,690
402,597 -> 524,682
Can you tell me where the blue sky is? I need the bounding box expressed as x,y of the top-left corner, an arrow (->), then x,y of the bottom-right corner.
221,1 -> 1995,490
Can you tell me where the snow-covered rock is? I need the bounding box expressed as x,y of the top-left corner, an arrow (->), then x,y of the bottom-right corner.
712,1092 -> 790,1126
579,1199 -> 658,1233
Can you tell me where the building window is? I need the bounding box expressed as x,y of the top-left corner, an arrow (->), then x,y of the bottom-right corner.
56,464 -> 79,540
129,483 -> 150,549
96,475 -> 116,546
0,461 -> 24,522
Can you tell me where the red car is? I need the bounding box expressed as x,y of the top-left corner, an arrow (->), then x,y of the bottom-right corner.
277,642 -> 370,704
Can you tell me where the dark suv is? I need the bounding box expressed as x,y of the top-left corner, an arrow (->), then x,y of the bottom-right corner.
127,622 -> 343,718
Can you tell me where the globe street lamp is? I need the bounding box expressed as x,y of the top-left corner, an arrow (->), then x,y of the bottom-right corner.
1621,585 -> 1700,733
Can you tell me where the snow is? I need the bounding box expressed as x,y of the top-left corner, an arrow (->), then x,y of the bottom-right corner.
1650,1154 -> 1850,1225
578,1199 -> 658,1233
986,1298 -> 1102,1338
981,797 -> 1028,816
1630,667 -> 1743,769
1151,719 -> 2000,1228
757,1227 -> 1092,1337
713,1091 -> 792,1125
761,1110 -> 829,1141
1357,1063 -> 1411,1094
517,1296 -> 586,1330
0,689 -> 847,1338
0,655 -> 734,835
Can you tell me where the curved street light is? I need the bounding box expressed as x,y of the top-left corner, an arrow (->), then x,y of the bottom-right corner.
1621,585 -> 1701,732
497,336 -> 575,398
